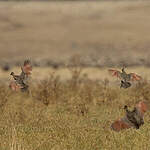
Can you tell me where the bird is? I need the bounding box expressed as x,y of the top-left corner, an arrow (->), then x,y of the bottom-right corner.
111,101 -> 147,132
9,60 -> 32,92
124,105 -> 144,129
108,67 -> 142,88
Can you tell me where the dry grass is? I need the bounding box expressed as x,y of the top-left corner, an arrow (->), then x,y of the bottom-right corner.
0,67 -> 150,150
1,1 -> 150,149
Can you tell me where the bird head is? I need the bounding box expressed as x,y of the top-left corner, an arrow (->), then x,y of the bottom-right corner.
122,65 -> 126,72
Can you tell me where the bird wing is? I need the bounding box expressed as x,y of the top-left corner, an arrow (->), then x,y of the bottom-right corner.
129,73 -> 142,81
108,69 -> 122,79
9,81 -> 23,91
21,60 -> 32,75
111,119 -> 131,132
136,101 -> 147,115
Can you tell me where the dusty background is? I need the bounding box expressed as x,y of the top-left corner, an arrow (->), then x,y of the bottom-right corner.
0,1 -> 150,66
0,1 -> 150,82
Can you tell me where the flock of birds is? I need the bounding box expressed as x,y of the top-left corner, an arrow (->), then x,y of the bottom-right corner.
9,60 -> 147,132
108,68 -> 147,131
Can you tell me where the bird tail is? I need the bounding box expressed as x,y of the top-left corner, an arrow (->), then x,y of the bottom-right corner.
111,119 -> 131,132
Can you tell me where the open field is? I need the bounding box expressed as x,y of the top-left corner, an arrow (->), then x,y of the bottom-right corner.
0,72 -> 150,150
1,1 -> 150,150
0,1 -> 150,67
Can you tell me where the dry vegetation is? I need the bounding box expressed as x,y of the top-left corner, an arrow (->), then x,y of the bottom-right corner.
0,1 -> 150,149
0,64 -> 150,150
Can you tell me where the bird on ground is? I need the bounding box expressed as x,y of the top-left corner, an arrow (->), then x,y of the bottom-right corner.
111,101 -> 147,132
124,105 -> 144,129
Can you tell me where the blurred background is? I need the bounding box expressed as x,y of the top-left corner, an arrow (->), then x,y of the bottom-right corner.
0,0 -> 150,82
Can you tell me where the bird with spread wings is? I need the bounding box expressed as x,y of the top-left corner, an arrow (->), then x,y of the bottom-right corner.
108,67 -> 142,88
111,101 -> 147,132
9,60 -> 32,92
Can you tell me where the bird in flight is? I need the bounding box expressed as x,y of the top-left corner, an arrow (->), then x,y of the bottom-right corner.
9,60 -> 32,92
108,67 -> 142,88
111,101 -> 147,132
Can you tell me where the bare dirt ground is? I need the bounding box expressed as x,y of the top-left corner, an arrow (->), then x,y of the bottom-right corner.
0,1 -> 150,67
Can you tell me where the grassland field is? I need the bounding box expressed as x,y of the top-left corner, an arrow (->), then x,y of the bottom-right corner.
0,1 -> 150,150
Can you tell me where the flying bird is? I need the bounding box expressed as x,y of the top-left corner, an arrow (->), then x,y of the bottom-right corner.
108,67 -> 142,88
9,60 -> 32,92
111,101 -> 147,132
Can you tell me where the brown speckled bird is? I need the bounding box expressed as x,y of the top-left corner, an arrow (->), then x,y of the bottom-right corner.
9,60 -> 32,92
108,67 -> 142,82
108,67 -> 142,88
111,101 -> 147,132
